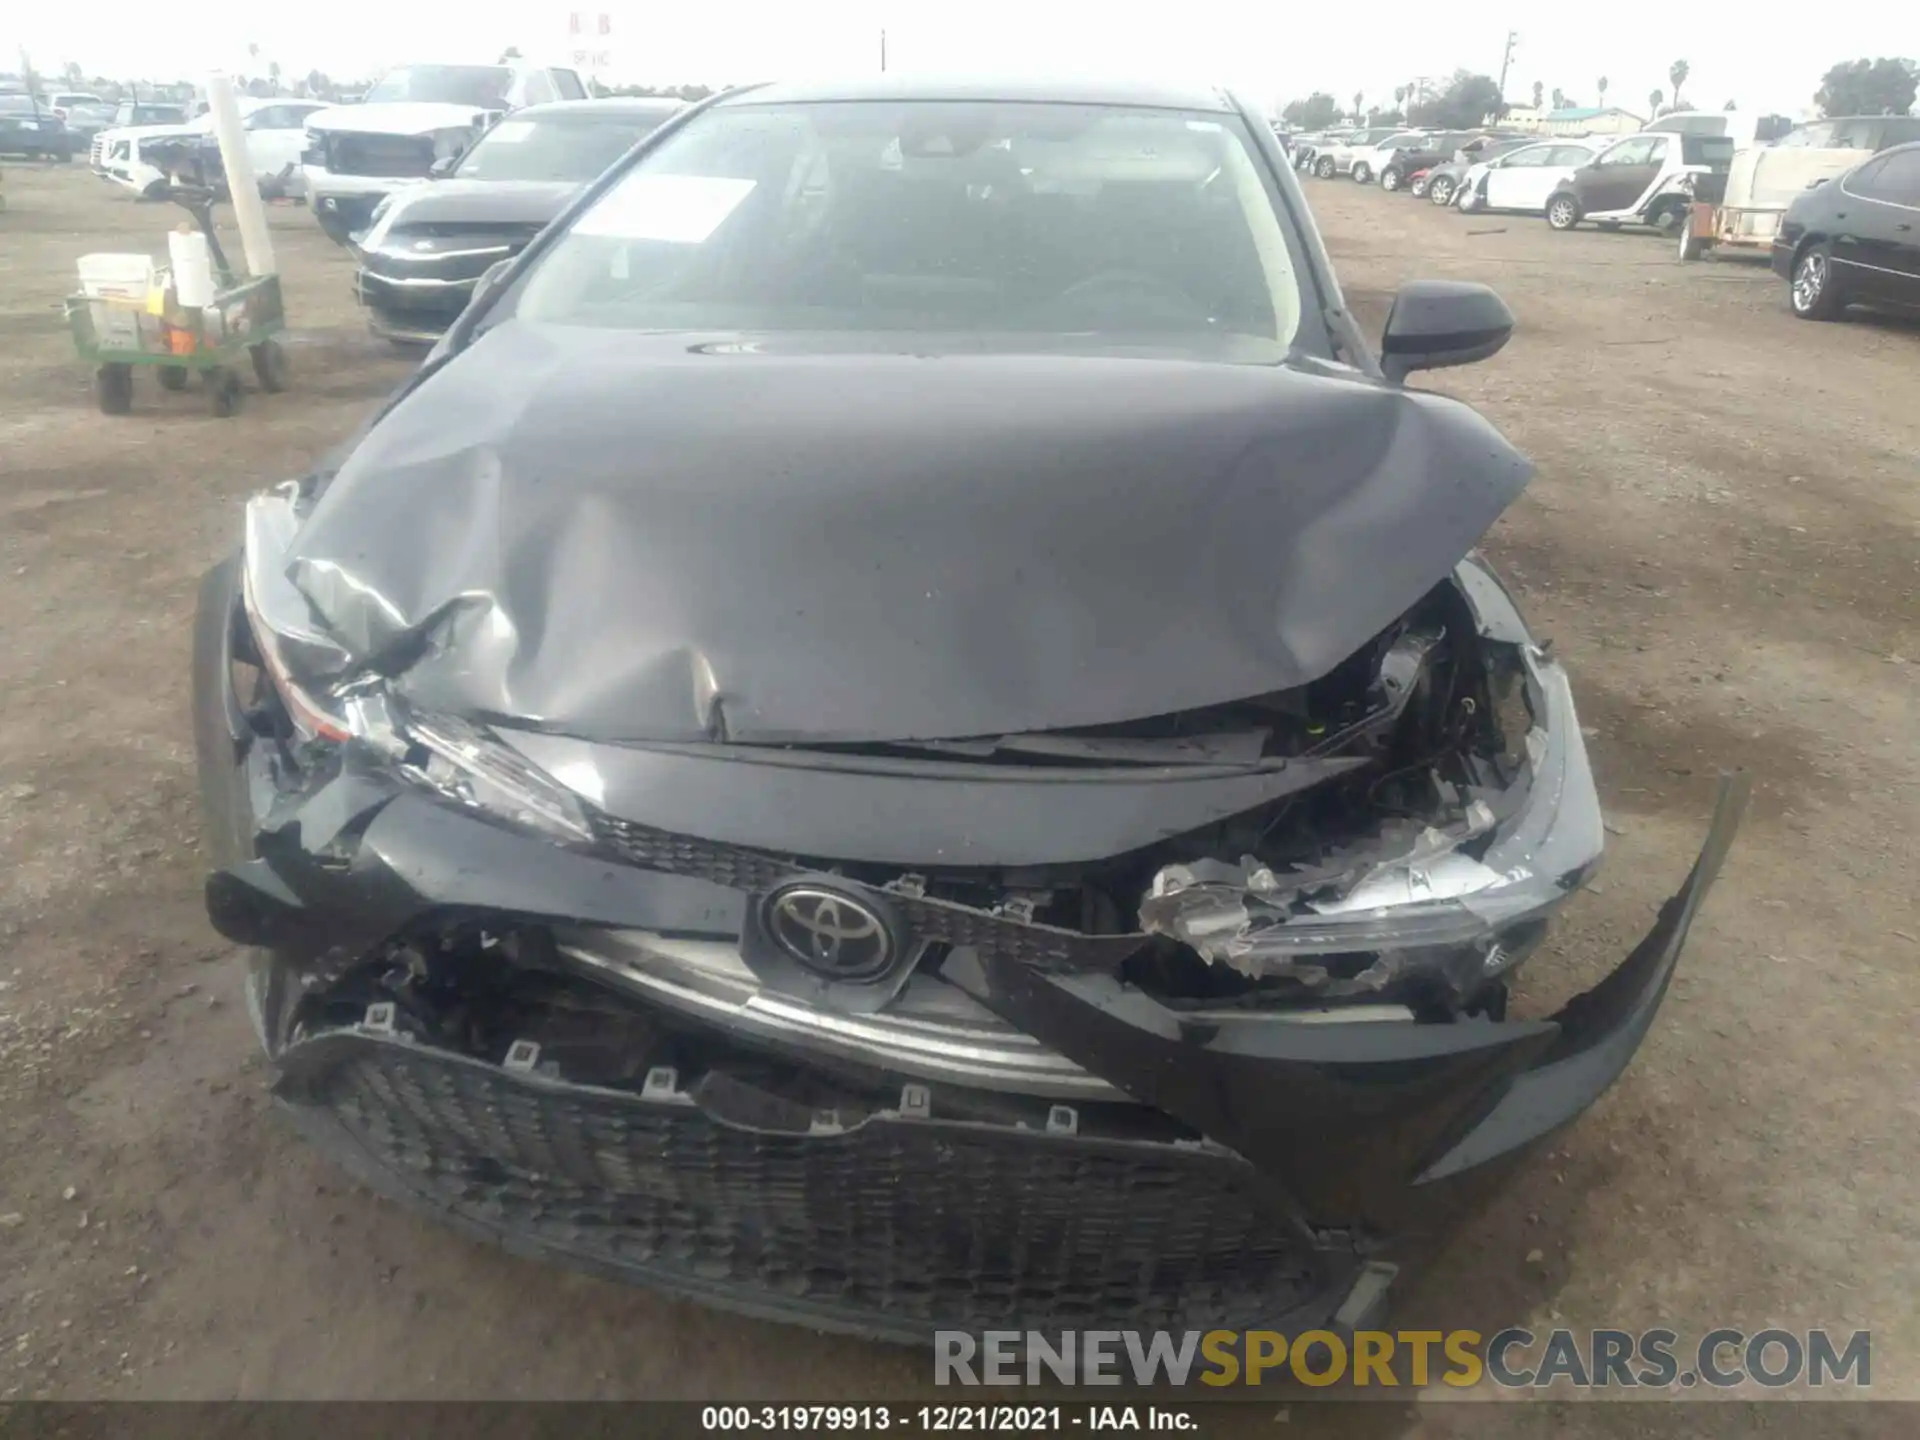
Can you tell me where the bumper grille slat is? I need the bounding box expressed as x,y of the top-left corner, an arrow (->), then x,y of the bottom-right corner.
299,1038 -> 1325,1335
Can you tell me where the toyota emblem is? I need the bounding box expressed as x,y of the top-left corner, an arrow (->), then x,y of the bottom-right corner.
765,885 -> 894,979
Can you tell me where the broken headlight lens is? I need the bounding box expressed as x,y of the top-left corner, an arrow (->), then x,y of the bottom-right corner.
396,712 -> 594,845
1141,649 -> 1605,970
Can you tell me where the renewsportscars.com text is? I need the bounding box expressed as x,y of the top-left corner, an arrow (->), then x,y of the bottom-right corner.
934,1328 -> 1871,1390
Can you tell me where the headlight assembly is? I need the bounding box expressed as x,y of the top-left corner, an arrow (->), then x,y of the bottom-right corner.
1141,648 -> 1604,970
397,711 -> 594,844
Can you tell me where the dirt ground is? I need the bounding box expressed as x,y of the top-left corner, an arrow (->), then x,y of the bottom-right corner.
0,159 -> 1915,1427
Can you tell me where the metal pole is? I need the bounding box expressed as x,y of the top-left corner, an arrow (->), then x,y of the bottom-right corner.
1497,32 -> 1518,103
205,72 -> 277,278
880,29 -> 887,73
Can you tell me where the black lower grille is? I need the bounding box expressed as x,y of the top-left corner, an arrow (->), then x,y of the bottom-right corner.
287,1035 -> 1330,1336
589,811 -> 1144,975
329,133 -> 434,178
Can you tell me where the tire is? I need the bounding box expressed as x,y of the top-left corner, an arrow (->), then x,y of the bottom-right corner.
1678,224 -> 1706,262
1646,200 -> 1685,235
95,363 -> 133,415
1546,194 -> 1582,231
1409,175 -> 1429,198
250,339 -> 289,393
1428,175 -> 1456,206
1381,167 -> 1402,192
157,364 -> 190,391
1314,156 -> 1335,179
1789,242 -> 1843,321
1458,184 -> 1483,214
1351,162 -> 1372,184
207,367 -> 243,417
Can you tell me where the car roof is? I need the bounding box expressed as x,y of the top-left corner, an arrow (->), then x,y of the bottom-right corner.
513,97 -> 685,120
717,75 -> 1234,113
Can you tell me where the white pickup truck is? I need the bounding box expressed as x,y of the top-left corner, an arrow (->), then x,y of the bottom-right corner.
302,62 -> 587,244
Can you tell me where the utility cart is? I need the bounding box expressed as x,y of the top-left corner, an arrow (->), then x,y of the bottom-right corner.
63,145 -> 289,417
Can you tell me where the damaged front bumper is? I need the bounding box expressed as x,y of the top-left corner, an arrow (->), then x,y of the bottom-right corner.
193,551 -> 1746,1340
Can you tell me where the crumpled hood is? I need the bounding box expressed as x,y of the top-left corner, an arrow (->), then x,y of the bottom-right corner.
377,178 -> 580,229
282,322 -> 1533,744
306,102 -> 492,138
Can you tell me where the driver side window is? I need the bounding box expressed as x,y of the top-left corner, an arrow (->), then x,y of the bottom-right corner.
1598,138 -> 1652,167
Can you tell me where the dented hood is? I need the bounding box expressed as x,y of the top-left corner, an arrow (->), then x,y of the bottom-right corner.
284,321 -> 1533,744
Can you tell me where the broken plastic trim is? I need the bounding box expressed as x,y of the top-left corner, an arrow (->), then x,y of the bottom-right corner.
1138,644 -> 1601,975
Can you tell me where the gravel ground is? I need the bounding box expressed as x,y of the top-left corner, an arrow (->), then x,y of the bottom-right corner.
0,160 -> 1914,1429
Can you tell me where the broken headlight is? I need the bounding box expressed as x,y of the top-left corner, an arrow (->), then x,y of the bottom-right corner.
1141,648 -> 1604,976
394,711 -> 594,845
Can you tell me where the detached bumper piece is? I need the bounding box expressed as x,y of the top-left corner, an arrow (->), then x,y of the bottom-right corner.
265,1004 -> 1337,1340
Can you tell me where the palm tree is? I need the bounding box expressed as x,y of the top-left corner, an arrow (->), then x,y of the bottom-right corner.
1669,59 -> 1689,108
1353,90 -> 1364,122
1394,84 -> 1408,111
1551,87 -> 1566,111
1532,80 -> 1544,111
1597,76 -> 1609,109
1649,87 -> 1664,116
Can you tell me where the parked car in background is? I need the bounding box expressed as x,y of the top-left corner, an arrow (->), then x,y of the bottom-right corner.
1290,128 -> 1352,174
88,103 -> 188,171
1687,115 -> 1920,262
61,103 -> 120,148
304,61 -> 588,245
354,97 -> 682,344
1377,132 -> 1480,192
92,99 -> 327,199
48,91 -> 108,119
1773,142 -> 1920,320
1425,137 -> 1535,206
1544,131 -> 1735,234
193,73 -> 1742,1344
1348,131 -> 1434,185
1456,138 -> 1606,215
1310,127 -> 1403,178
0,95 -> 71,160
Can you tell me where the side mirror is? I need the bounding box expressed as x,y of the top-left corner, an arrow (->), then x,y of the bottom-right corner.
1379,280 -> 1514,383
427,154 -> 458,179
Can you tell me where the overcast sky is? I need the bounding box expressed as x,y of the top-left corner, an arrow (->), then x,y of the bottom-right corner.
12,2 -> 1916,118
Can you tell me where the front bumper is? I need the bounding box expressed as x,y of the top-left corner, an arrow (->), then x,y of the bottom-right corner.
193,555 -> 1746,1337
353,267 -> 474,344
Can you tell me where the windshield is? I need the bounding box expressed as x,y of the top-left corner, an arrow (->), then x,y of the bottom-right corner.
0,96 -> 48,115
516,99 -> 1309,358
455,109 -> 675,182
365,65 -> 510,108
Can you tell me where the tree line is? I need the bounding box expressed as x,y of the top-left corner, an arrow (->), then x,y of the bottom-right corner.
1282,55 -> 1916,131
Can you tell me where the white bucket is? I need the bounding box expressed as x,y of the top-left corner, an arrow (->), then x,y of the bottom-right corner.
78,253 -> 155,348
167,230 -> 217,309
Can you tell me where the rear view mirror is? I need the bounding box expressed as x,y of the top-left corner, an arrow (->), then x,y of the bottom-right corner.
1379,280 -> 1514,383
427,154 -> 458,178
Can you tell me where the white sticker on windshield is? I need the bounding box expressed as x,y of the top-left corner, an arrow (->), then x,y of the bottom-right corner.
483,119 -> 536,144
573,173 -> 757,243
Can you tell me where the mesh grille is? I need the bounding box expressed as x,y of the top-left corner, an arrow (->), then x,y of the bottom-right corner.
589,812 -> 1143,975
303,1038 -> 1325,1334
